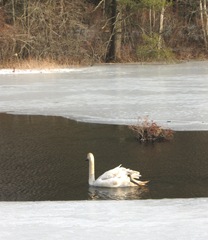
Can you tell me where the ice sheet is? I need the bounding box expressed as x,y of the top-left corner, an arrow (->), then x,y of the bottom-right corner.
0,198 -> 208,240
1,61 -> 208,130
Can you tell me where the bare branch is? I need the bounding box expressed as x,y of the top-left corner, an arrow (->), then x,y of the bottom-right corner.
92,0 -> 105,12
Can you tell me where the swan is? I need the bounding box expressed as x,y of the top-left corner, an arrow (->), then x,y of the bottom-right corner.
86,153 -> 149,188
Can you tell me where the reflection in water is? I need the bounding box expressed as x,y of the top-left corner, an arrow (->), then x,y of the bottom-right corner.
88,186 -> 149,200
1,113 -> 208,201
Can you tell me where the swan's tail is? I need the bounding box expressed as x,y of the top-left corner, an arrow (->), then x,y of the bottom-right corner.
120,166 -> 149,186
132,179 -> 149,186
130,177 -> 149,187
129,173 -> 149,186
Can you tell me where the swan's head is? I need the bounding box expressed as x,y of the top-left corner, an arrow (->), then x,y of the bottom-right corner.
86,152 -> 94,162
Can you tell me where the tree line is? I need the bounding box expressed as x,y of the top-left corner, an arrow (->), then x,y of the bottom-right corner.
0,0 -> 208,67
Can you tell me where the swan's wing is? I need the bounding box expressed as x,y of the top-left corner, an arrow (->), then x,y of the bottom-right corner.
94,165 -> 145,187
97,165 -> 123,180
97,165 -> 141,181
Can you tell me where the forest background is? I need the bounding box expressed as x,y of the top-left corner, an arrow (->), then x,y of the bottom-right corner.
0,0 -> 208,68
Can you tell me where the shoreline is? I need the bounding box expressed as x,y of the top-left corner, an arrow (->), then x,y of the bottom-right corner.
1,112 -> 208,132
0,59 -> 207,75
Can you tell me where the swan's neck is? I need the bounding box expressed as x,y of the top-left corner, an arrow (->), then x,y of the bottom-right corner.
89,157 -> 95,185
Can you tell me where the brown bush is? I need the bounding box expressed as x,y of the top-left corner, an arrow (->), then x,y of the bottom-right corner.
129,116 -> 174,142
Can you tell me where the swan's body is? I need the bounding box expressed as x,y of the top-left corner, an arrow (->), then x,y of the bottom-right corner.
86,153 -> 148,188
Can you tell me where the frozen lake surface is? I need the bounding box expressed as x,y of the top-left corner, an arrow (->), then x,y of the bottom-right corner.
0,198 -> 208,240
1,61 -> 208,130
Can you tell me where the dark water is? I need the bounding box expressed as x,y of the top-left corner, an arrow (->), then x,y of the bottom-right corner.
0,113 -> 208,201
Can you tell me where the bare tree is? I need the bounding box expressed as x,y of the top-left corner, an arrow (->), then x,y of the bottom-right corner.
158,0 -> 166,50
200,0 -> 208,49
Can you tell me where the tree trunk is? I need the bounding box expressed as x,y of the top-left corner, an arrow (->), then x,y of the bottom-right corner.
203,0 -> 208,43
23,0 -> 30,34
158,2 -> 165,50
200,0 -> 208,49
149,8 -> 152,35
105,0 -> 122,62
11,0 -> 15,25
105,0 -> 116,62
114,7 -> 122,60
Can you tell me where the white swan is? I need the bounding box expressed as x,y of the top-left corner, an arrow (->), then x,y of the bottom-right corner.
86,153 -> 149,188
